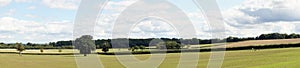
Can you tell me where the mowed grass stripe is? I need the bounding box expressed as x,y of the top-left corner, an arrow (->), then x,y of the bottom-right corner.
1,48 -> 300,68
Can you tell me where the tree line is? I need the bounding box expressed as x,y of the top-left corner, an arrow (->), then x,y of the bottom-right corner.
1,33 -> 300,49
53,33 -> 300,48
226,33 -> 300,42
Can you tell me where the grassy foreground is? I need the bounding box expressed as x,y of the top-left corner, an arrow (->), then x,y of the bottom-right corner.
1,48 -> 300,68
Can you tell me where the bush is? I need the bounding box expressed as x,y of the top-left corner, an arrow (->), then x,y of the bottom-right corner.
61,46 -> 74,49
157,41 -> 181,49
40,48 -> 44,53
139,45 -> 146,51
58,49 -> 62,52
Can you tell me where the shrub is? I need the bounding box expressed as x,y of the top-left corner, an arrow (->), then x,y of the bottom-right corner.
156,41 -> 181,49
40,48 -> 44,53
139,45 -> 146,51
15,43 -> 25,56
58,49 -> 62,52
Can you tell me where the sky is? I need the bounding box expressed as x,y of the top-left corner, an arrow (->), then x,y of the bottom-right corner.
0,0 -> 299,43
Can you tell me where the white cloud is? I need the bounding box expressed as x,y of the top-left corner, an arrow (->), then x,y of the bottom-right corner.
46,20 -> 73,34
223,0 -> 300,37
104,0 -> 137,12
24,14 -> 38,18
4,9 -> 16,16
0,0 -> 12,7
0,35 -> 12,39
95,0 -> 210,39
96,0 -> 197,39
225,0 -> 300,24
26,6 -> 36,10
187,12 -> 204,19
0,17 -> 73,43
42,0 -> 80,10
0,17 -> 45,37
15,0 -> 36,3
5,0 -> 300,43
129,18 -> 178,38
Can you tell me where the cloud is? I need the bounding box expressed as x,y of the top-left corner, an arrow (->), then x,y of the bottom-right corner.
224,0 -> 300,25
42,0 -> 80,10
0,0 -> 12,7
129,18 -> 178,38
5,0 -> 299,43
223,0 -> 300,37
15,0 -> 36,3
96,0 -> 210,39
46,20 -> 73,34
104,0 -> 137,12
24,14 -> 38,18
0,17 -> 73,43
96,0 -> 198,39
26,6 -> 36,10
4,9 -> 16,16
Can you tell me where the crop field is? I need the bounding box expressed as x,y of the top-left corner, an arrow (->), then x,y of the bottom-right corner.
180,38 -> 300,49
226,38 -> 300,47
1,47 -> 300,68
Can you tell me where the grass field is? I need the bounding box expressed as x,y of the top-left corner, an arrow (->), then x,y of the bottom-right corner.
0,49 -> 156,54
1,47 -> 300,68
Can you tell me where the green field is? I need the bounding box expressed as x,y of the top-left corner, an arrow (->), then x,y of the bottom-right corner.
1,47 -> 300,68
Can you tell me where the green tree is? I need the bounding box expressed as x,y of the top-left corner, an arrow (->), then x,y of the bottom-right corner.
26,42 -> 32,46
15,42 -> 25,56
156,41 -> 181,49
58,49 -> 62,52
133,46 -> 139,51
226,36 -> 239,42
39,46 -> 44,53
40,48 -> 44,53
165,41 -> 181,49
130,46 -> 140,52
288,33 -> 300,38
74,35 -> 96,56
139,45 -> 146,51
156,42 -> 166,50
102,42 -> 110,53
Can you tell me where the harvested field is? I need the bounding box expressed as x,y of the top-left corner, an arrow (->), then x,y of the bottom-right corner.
226,38 -> 300,47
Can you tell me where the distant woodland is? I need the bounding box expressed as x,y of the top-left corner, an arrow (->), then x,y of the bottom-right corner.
1,33 -> 299,49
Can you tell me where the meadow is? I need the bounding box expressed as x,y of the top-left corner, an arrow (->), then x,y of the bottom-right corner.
1,47 -> 299,68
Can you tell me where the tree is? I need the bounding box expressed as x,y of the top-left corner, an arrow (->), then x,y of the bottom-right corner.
102,42 -> 110,53
40,48 -> 44,53
26,42 -> 32,46
130,46 -> 140,51
156,42 -> 166,50
49,42 -> 56,46
133,46 -> 139,51
165,41 -> 181,49
139,45 -> 146,51
15,42 -> 25,56
58,49 -> 62,52
226,36 -> 239,42
156,41 -> 181,50
74,35 -> 96,56
288,33 -> 300,38
257,33 -> 288,39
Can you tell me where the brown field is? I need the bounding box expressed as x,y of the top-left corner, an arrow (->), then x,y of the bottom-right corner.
226,38 -> 300,47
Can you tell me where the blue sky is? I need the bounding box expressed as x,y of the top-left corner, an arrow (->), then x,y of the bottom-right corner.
0,0 -> 245,23
0,0 -> 299,43
0,0 -> 78,22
